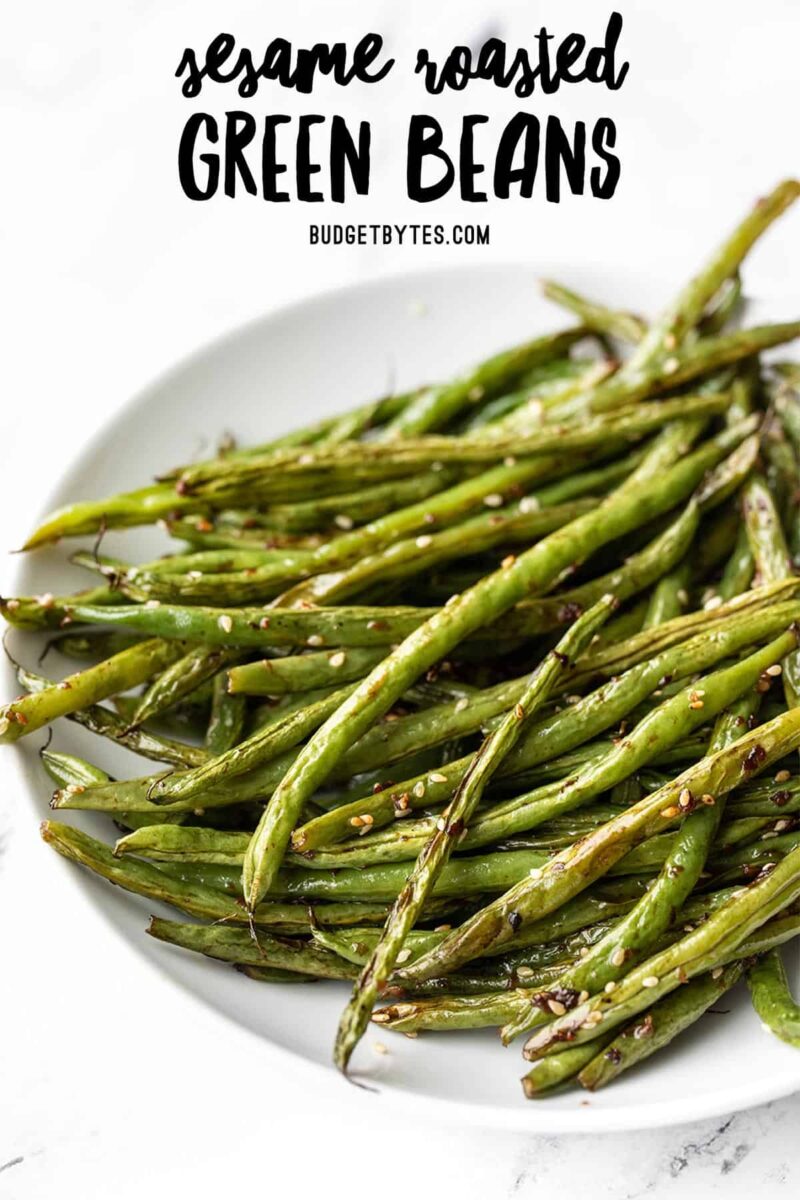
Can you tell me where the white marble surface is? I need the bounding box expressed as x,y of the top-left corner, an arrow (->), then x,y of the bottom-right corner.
1,1 -> 799,1195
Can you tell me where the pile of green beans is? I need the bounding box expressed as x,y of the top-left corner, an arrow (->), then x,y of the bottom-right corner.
5,181 -> 800,1100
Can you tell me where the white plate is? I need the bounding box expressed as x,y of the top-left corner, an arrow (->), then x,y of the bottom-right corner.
6,264 -> 800,1132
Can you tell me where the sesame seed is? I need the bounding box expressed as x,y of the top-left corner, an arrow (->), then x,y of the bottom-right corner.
514,703 -> 525,720
611,947 -> 627,967
372,1041 -> 388,1055
217,614 -> 233,633
413,781 -> 426,799
371,1012 -> 390,1024
703,595 -> 723,611
259,617 -> 271,630
774,769 -> 791,783
298,453 -> 315,465
396,949 -> 412,964
144,599 -> 161,609
579,947 -> 590,958
660,805 -> 681,819
502,554 -> 516,569
187,571 -> 202,581
548,999 -> 567,1015
404,1031 -> 419,1039
663,333 -> 677,350
642,976 -> 659,988
455,698 -> 469,713
415,535 -> 433,549
483,493 -> 504,508
334,514 -> 354,530
436,818 -> 446,831
701,794 -> 716,807
604,981 -> 617,994
775,819 -> 792,832
663,356 -> 680,374
766,664 -> 783,677
307,634 -> 324,647
434,924 -> 451,933
329,651 -> 346,668
504,456 -> 517,467
678,789 -> 693,809
677,588 -> 689,605
711,967 -> 724,979
529,867 -> 543,880
350,813 -> 374,829
35,593 -> 54,608
429,772 -> 448,784
518,496 -> 540,514
578,990 -> 590,1003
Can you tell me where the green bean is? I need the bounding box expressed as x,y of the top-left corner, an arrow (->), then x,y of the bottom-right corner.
227,647 -> 387,697
147,917 -> 358,980
573,962 -> 744,1092
0,585 -> 126,631
18,666 -> 208,768
381,328 -> 589,437
0,638 -> 187,743
284,491 -> 699,610
41,821 -> 422,930
541,280 -> 646,344
130,645 -> 242,727
746,949 -> 800,1047
624,180 -> 800,370
174,395 -> 731,501
205,671 -> 247,755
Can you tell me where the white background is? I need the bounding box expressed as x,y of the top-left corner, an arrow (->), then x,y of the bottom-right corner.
1,1 -> 799,1196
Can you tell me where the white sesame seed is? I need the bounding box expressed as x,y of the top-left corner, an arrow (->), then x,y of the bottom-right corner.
217,614 -> 233,633
334,514 -> 354,530
642,976 -> 659,988
415,535 -> 433,549
371,1012 -> 390,1024
483,493 -> 504,508
711,967 -> 724,979
504,456 -> 517,467
413,781 -> 426,799
611,947 -> 627,967
306,634 -> 324,647
703,595 -> 723,611
604,981 -> 617,993
518,496 -> 540,514
766,664 -> 783,677
372,1041 -> 389,1055
529,867 -> 543,880
455,698 -> 469,713
516,966 -> 535,979
502,554 -> 517,569
663,356 -> 680,374
548,999 -> 567,1016
578,990 -> 590,1003
396,949 -> 412,965
429,772 -> 448,784
144,599 -> 161,609
436,818 -> 446,831
329,651 -> 346,668
187,570 -> 203,581
774,769 -> 792,783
